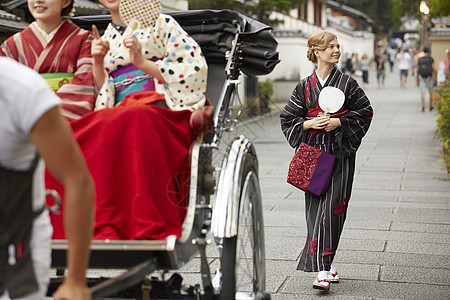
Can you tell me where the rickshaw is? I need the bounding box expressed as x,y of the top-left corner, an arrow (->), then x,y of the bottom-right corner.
47,9 -> 279,300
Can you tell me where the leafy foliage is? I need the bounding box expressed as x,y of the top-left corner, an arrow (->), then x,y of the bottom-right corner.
435,86 -> 450,152
434,85 -> 450,172
333,0 -> 449,33
188,0 -> 237,10
258,80 -> 274,114
333,0 -> 394,33
242,0 -> 304,26
258,80 -> 273,105
427,0 -> 450,17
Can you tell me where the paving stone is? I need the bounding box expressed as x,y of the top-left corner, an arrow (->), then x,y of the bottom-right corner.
391,222 -> 450,234
280,276 -> 449,299
390,213 -> 449,224
272,293 -> 373,300
343,219 -> 392,231
338,238 -> 386,252
350,189 -> 401,202
395,207 -> 450,219
353,173 -> 402,190
263,210 -> 305,227
386,240 -> 450,256
265,225 -> 307,238
340,228 -> 390,240
335,250 -> 450,270
381,265 -> 450,286
346,206 -> 394,218
401,175 -> 450,192
394,200 -> 450,209
265,235 -> 304,260
397,190 -> 450,199
340,229 -> 450,244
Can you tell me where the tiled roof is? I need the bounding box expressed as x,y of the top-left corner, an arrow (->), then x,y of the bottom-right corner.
75,0 -> 107,12
0,8 -> 22,20
0,8 -> 28,30
1,0 -> 25,11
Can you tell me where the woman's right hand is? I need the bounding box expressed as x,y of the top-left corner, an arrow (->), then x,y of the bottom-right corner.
91,25 -> 110,90
303,116 -> 330,131
91,25 -> 110,64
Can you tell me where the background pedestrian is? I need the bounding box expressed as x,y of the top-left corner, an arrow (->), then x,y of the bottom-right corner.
375,51 -> 386,87
396,48 -> 412,88
416,46 -> 437,111
360,53 -> 370,88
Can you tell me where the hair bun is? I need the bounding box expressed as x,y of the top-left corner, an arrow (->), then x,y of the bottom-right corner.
307,48 -> 316,63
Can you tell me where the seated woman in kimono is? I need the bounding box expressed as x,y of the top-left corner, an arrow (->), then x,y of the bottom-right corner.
0,0 -> 96,121
47,0 -> 209,241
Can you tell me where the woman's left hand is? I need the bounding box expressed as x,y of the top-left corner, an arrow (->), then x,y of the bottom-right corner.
323,118 -> 341,132
123,34 -> 145,68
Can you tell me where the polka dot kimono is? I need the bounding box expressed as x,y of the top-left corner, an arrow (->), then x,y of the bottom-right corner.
95,14 -> 208,111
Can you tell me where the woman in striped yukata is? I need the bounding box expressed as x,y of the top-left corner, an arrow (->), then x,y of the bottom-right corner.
0,0 -> 96,121
280,30 -> 373,291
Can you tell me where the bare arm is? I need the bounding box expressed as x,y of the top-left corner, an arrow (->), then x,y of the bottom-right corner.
30,107 -> 94,300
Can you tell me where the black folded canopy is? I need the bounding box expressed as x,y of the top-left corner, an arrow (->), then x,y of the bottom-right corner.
71,9 -> 280,76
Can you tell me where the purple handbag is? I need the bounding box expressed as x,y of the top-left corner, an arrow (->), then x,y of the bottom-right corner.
287,133 -> 336,196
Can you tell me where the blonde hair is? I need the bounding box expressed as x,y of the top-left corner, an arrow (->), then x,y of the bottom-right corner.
307,30 -> 338,63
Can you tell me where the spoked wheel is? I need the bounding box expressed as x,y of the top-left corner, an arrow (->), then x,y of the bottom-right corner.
219,165 -> 269,300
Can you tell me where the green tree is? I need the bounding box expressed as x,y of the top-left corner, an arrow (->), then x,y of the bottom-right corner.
188,0 -> 236,10
392,0 -> 450,29
243,0 -> 305,26
426,0 -> 450,17
333,0 -> 394,33
392,0 -> 450,19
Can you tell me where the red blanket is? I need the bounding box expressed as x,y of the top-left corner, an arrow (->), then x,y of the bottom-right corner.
47,104 -> 195,240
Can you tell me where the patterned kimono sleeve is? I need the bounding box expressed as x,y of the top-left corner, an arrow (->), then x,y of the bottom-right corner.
56,33 -> 96,120
280,82 -> 308,149
94,76 -> 115,110
0,41 -> 10,56
338,78 -> 373,154
154,15 -> 207,111
0,34 -> 20,59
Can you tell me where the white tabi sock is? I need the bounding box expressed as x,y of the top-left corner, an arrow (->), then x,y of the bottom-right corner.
318,271 -> 329,280
330,260 -> 337,273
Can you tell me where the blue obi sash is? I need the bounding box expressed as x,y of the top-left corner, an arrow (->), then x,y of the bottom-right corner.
111,61 -> 159,105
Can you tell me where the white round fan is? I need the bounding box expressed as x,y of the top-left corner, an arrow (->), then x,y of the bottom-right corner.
318,86 -> 345,114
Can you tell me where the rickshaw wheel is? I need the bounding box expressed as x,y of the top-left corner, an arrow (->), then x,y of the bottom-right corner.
219,163 -> 267,300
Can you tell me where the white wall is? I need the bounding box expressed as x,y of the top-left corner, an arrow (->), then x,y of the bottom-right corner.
327,27 -> 375,62
260,35 -> 316,82
259,1 -> 375,104
261,29 -> 374,103
163,0 -> 188,11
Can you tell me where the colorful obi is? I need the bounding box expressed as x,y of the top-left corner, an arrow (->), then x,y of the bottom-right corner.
111,62 -> 158,105
40,72 -> 74,92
